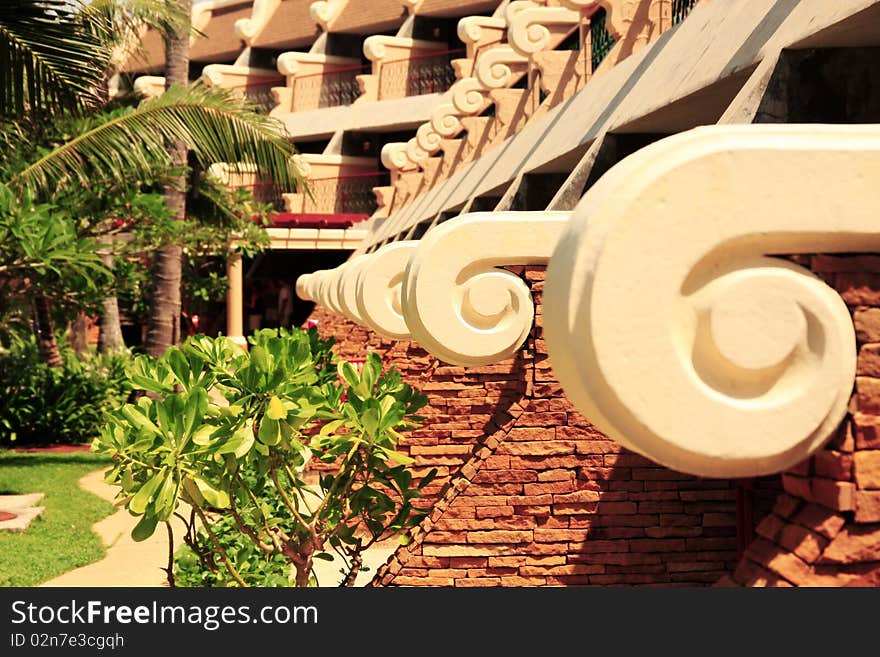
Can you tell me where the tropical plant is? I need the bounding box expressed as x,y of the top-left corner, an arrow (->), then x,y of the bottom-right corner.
94,328 -> 434,587
0,0 -> 303,363
0,334 -> 130,446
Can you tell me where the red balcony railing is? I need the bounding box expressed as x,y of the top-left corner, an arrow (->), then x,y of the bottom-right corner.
302,171 -> 389,215
377,48 -> 463,100
227,74 -> 285,112
292,65 -> 363,111
246,171 -> 389,215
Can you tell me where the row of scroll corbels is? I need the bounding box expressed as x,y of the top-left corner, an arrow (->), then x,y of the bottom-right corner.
201,1 -> 593,119
296,124 -> 877,485
375,0 -> 664,181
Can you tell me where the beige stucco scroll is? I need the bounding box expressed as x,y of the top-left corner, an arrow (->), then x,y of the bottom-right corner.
543,124 -> 877,478
356,242 -> 418,340
402,211 -> 571,366
506,1 -> 581,56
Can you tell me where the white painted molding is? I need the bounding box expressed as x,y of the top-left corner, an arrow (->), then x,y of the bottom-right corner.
475,46 -> 529,89
133,75 -> 165,99
356,242 -> 418,339
276,52 -> 358,77
506,2 -> 581,56
363,36 -> 447,63
457,16 -> 508,46
381,142 -> 414,171
309,0 -> 347,30
543,124 -> 880,478
200,64 -> 279,88
234,0 -> 282,46
402,211 -> 571,366
452,77 -> 487,114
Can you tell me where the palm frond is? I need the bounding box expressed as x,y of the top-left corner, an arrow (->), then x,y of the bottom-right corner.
10,83 -> 304,196
0,1 -> 109,117
80,0 -> 190,73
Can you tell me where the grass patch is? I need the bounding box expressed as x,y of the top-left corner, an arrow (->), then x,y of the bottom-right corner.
0,450 -> 115,586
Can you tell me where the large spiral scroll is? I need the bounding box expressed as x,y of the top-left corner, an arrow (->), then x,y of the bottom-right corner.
543,125 -> 880,478
506,2 -> 581,56
452,77 -> 488,114
475,47 -> 529,89
402,212 -> 571,366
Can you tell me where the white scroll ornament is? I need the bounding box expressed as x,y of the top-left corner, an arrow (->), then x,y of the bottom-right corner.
402,212 -> 571,366
356,242 -> 418,340
543,124 -> 877,478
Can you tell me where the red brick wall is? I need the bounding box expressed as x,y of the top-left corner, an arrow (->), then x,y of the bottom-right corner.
306,266 -> 783,586
722,255 -> 880,586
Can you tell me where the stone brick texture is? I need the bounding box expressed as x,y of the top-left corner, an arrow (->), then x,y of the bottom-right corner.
720,254 -> 880,587
305,265 -> 791,586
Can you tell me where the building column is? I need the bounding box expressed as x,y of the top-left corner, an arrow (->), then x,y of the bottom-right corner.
226,252 -> 247,348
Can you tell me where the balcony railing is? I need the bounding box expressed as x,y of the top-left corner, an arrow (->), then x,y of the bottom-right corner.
292,65 -> 362,110
377,48 -> 463,100
672,0 -> 700,26
226,75 -> 285,112
590,8 -> 616,71
303,171 -> 389,215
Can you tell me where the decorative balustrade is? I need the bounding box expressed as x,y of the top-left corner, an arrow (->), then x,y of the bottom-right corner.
292,66 -> 361,109
201,65 -> 284,112
271,52 -> 363,114
206,164 -> 286,210
377,49 -> 461,100
360,37 -> 453,102
303,171 -> 388,215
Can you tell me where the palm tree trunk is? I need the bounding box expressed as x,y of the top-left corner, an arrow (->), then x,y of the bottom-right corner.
144,0 -> 191,358
68,311 -> 90,357
32,294 -> 63,368
97,236 -> 124,353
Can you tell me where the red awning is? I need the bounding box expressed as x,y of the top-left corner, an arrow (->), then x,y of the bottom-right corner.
267,213 -> 368,229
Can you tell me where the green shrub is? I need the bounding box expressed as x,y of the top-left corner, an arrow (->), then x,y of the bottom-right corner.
96,327 -> 433,587
0,338 -> 131,446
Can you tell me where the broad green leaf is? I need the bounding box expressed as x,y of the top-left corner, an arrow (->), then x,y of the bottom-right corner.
266,395 -> 286,420
193,476 -> 230,509
337,361 -> 359,389
319,419 -> 344,436
192,424 -> 215,446
257,417 -> 281,445
383,448 -> 414,466
129,471 -> 164,514
131,514 -> 159,542
120,404 -> 161,437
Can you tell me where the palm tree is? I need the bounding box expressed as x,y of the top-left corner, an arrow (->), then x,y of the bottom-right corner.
144,0 -> 190,358
0,1 -> 302,364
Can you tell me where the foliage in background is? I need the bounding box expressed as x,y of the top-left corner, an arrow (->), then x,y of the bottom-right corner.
0,0 -> 304,365
0,335 -> 130,446
94,328 -> 434,587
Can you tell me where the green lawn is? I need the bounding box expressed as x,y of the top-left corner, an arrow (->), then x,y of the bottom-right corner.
0,450 -> 115,586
